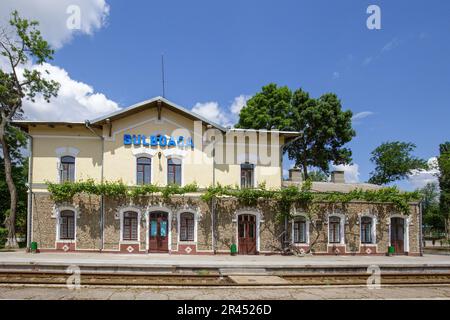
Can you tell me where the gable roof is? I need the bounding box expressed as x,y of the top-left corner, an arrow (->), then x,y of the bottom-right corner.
90,96 -> 227,131
12,96 -> 302,138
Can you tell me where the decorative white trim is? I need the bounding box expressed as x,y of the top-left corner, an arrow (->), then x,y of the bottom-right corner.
55,147 -> 79,183
132,153 -> 154,185
234,209 -> 262,253
118,206 -> 142,243
238,161 -> 257,189
358,211 -> 377,245
327,212 -> 346,245
165,155 -> 184,187
145,206 -> 173,251
176,208 -> 199,243
291,211 -> 310,245
53,205 -> 78,243
387,213 -> 410,253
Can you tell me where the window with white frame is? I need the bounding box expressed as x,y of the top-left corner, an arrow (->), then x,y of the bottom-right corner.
60,156 -> 75,183
329,216 -> 341,244
293,216 -> 307,243
136,157 -> 151,185
167,158 -> 182,185
360,216 -> 373,244
122,211 -> 138,241
59,210 -> 75,240
240,163 -> 254,189
179,212 -> 195,241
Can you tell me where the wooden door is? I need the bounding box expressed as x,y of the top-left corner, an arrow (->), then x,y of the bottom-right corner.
149,212 -> 169,253
390,218 -> 405,254
238,214 -> 257,255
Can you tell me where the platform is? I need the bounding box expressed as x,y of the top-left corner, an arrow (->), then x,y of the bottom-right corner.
0,252 -> 449,275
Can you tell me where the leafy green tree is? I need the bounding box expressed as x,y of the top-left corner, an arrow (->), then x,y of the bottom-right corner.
368,141 -> 427,185
417,182 -> 444,233
0,11 -> 60,248
236,83 -> 294,130
437,142 -> 450,236
237,84 -> 355,179
307,170 -> 328,182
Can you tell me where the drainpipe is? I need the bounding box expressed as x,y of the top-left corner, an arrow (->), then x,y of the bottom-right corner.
25,133 -> 33,249
211,131 -> 217,254
419,201 -> 424,256
85,120 -> 105,252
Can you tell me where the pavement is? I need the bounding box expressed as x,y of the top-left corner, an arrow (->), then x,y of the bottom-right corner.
1,251 -> 450,268
1,284 -> 450,300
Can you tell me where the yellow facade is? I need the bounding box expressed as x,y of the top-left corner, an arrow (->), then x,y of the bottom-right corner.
24,98 -> 293,191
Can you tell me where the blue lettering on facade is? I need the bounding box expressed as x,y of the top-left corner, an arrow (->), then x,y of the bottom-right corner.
124,134 -> 193,148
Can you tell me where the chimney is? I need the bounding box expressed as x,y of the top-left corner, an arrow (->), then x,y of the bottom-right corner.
331,171 -> 345,183
289,167 -> 303,183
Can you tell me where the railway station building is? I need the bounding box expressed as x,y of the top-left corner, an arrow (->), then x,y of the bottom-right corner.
14,97 -> 422,256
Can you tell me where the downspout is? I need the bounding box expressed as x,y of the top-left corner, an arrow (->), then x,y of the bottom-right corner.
85,120 -> 105,252
211,131 -> 217,254
419,201 -> 424,256
25,133 -> 33,249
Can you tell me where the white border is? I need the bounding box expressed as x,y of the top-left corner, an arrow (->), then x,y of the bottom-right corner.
145,206 -> 173,252
176,209 -> 198,244
291,213 -> 310,245
327,212 -> 346,245
118,207 -> 142,244
53,205 -> 78,243
55,147 -> 79,183
234,209 -> 262,253
388,214 -> 410,253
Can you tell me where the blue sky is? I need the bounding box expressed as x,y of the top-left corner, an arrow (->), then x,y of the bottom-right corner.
2,0 -> 449,190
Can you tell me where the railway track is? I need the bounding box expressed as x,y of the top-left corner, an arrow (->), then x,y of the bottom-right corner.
1,271 -> 449,286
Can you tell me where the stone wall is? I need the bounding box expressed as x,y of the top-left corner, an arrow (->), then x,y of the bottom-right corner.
31,192 -> 420,255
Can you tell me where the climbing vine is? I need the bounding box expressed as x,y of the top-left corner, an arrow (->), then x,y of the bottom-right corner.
46,179 -> 420,216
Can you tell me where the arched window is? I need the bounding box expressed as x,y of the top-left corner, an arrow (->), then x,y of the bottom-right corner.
59,210 -> 75,240
60,156 -> 75,183
361,216 -> 373,244
123,211 -> 138,241
240,163 -> 254,189
137,157 -> 151,185
293,216 -> 307,243
179,212 -> 195,241
329,216 -> 341,244
167,158 -> 181,185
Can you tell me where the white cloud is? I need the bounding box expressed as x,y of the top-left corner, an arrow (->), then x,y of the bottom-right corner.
0,0 -> 110,49
192,101 -> 230,127
20,62 -> 119,121
230,94 -> 250,115
332,163 -> 360,183
352,111 -> 374,121
0,1 -> 118,122
192,94 -> 251,127
408,157 -> 440,189
332,72 -> 340,79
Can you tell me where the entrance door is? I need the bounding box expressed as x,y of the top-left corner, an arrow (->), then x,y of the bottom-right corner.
390,218 -> 405,254
238,214 -> 257,255
149,212 -> 169,253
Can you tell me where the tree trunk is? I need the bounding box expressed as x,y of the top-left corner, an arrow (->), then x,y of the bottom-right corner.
0,120 -> 18,249
302,162 -> 309,181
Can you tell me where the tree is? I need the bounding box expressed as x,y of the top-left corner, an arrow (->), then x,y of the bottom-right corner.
307,170 -> 328,182
417,182 -> 444,233
0,11 -> 59,248
437,142 -> 450,236
368,141 -> 427,185
237,84 -> 355,179
236,83 -> 294,130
